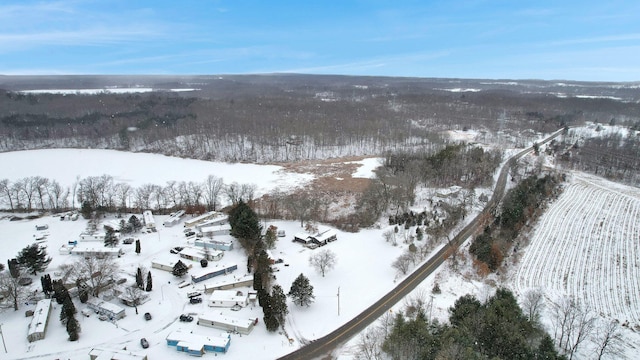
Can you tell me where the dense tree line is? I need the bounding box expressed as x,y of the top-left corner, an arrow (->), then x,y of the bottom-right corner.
368,288 -> 564,360
4,75 -> 636,162
470,173 -> 563,272
0,173 -> 239,213
558,130 -> 640,185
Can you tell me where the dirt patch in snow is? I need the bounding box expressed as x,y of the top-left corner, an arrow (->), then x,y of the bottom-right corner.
280,156 -> 372,193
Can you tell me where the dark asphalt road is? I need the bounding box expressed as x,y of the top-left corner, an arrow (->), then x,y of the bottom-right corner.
278,129 -> 565,360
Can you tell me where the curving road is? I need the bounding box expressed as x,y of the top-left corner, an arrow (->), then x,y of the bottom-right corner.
278,128 -> 565,360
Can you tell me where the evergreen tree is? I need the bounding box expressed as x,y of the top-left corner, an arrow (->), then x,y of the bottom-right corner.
52,280 -> 69,304
66,315 -> 80,341
8,258 -> 19,278
104,226 -> 118,247
172,260 -> 189,277
146,271 -> 153,292
120,219 -> 134,234
135,267 -> 144,289
80,200 -> 93,219
41,274 -> 53,295
264,225 -> 278,249
260,291 -> 279,332
16,243 -> 52,275
228,200 -> 262,244
78,286 -> 89,303
60,294 -> 76,324
128,215 -> 142,232
288,273 -> 315,307
271,284 -> 289,327
135,239 -> 141,255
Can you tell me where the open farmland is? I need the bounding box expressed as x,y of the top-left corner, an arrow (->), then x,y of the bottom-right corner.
512,172 -> 640,328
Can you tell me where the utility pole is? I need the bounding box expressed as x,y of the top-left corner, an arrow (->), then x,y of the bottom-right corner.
0,323 -> 7,353
337,287 -> 340,316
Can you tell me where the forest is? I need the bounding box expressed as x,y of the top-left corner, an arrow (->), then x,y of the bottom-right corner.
2,75 -> 639,163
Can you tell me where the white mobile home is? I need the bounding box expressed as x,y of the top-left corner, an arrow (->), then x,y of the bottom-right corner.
208,289 -> 248,308
151,258 -> 193,273
184,211 -> 225,228
194,238 -> 234,251
199,223 -> 231,237
197,313 -> 258,335
143,210 -> 155,230
88,348 -> 149,360
27,299 -> 52,342
86,297 -> 126,320
71,246 -> 123,258
191,263 -> 238,283
179,247 -> 224,262
202,274 -> 253,293
79,232 -> 107,242
163,209 -> 186,227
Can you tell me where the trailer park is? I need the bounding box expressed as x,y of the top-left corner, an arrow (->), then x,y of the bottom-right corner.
0,207 -> 390,360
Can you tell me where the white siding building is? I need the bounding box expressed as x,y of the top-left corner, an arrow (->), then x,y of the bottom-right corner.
208,289 -> 248,308
197,313 -> 257,335
143,210 -> 155,230
27,299 -> 52,342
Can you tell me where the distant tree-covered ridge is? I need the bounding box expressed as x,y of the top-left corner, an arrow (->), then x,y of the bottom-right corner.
3,75 -> 637,162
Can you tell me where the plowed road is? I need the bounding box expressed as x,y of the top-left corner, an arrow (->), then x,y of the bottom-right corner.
278,129 -> 564,360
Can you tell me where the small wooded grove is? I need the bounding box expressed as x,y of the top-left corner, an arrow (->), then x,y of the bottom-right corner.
377,288 -> 564,360
470,173 -> 563,272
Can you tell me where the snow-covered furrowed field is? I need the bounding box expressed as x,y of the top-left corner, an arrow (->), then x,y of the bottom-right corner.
512,172 -> 640,328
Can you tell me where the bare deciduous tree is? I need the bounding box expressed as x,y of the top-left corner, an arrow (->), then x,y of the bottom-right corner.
355,326 -> 384,360
309,249 -> 337,277
521,288 -> 545,324
392,253 -> 413,275
73,257 -> 119,297
551,295 -> 596,359
124,285 -> 146,315
203,174 -> 224,211
0,271 -> 28,310
593,319 -> 624,360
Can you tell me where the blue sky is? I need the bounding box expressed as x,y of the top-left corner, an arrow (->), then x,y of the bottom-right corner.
1,0 -> 639,81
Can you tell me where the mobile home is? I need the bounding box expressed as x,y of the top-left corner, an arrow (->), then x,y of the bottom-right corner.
191,263 -> 238,283
27,299 -> 52,342
197,313 -> 257,335
166,330 -> 231,354
208,289 -> 248,308
143,210 -> 155,230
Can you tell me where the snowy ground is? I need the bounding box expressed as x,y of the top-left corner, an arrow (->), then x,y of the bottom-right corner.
1,127 -> 638,359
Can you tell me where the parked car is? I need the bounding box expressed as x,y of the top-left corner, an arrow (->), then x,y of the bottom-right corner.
140,338 -> 149,349
187,291 -> 202,298
173,246 -> 184,252
122,237 -> 135,244
144,312 -> 152,320
184,231 -> 196,237
277,230 -> 286,237
98,314 -> 108,321
231,304 -> 242,311
189,297 -> 202,304
179,314 -> 194,322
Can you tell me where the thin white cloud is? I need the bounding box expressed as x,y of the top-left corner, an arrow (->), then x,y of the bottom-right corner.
550,33 -> 640,46
0,27 -> 161,52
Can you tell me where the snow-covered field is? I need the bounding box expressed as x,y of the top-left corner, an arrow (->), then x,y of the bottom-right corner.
2,133 -> 639,359
509,172 -> 640,358
0,149 -> 314,195
0,150 -> 415,360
